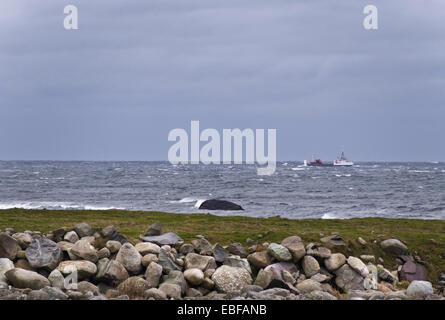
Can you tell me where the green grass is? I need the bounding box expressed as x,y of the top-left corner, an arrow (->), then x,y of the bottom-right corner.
1,209 -> 444,283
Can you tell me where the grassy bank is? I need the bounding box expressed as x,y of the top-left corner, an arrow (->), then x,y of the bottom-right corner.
1,209 -> 444,283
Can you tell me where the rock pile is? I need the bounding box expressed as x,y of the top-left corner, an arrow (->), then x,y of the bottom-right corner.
0,224 -> 443,300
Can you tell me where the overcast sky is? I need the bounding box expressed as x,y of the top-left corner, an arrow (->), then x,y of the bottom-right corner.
0,0 -> 444,161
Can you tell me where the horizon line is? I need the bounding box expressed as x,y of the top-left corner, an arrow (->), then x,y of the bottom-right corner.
0,159 -> 443,163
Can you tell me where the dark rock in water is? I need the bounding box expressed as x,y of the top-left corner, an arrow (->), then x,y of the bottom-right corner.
199,199 -> 244,211
400,261 -> 428,282
102,226 -> 127,244
139,232 -> 181,246
145,222 -> 162,237
25,237 -> 62,271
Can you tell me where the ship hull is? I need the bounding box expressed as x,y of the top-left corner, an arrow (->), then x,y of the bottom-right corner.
306,163 -> 334,167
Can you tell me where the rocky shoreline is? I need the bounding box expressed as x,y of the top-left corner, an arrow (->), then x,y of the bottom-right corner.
0,222 -> 444,300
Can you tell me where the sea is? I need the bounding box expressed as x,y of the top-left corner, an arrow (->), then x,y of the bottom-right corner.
0,161 -> 444,220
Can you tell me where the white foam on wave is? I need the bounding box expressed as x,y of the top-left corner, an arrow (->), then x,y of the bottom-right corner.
178,197 -> 198,203
321,213 -> 338,219
335,174 -> 352,177
194,199 -> 206,208
0,202 -> 124,210
291,167 -> 305,171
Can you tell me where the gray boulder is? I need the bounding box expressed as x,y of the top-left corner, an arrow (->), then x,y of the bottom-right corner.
95,258 -> 129,284
192,238 -> 213,255
116,243 -> 142,275
145,222 -> 162,236
0,233 -> 19,260
406,280 -> 433,299
5,268 -> 50,290
158,248 -> 181,273
102,225 -> 127,244
145,262 -> 163,288
159,283 -> 182,299
12,232 -> 33,249
223,256 -> 251,274
265,262 -> 298,280
138,232 -> 181,246
226,243 -> 248,258
254,269 -> 274,289
63,231 -> 79,244
57,260 -> 98,279
0,258 -> 14,283
347,256 -> 369,277
135,242 -> 161,255
334,264 -> 364,292
306,244 -> 331,259
144,287 -> 167,300
302,255 -> 320,277
26,237 -> 62,270
247,251 -> 272,268
161,270 -> 187,294
267,243 -> 292,262
105,240 -> 122,253
324,253 -> 346,272
184,253 -> 217,271
48,269 -> 65,289
380,239 -> 408,255
296,279 -> 322,293
43,286 -> 68,300
117,277 -> 151,299
211,265 -> 252,293
212,244 -> 229,263
184,268 -> 204,286
74,223 -> 94,238
281,236 -> 306,262
27,290 -> 51,300
70,239 -> 98,263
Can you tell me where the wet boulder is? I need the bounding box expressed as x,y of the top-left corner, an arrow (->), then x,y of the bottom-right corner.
198,199 -> 244,211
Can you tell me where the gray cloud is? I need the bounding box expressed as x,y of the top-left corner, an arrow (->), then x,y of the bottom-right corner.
0,0 -> 444,161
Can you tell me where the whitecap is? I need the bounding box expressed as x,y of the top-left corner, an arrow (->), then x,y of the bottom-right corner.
179,197 -> 198,203
291,167 -> 305,171
322,213 -> 338,219
0,202 -> 124,211
194,199 -> 206,208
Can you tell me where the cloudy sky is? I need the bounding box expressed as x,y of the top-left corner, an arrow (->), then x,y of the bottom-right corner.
0,0 -> 444,161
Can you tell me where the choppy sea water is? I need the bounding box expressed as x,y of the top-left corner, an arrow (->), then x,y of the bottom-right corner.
0,161 -> 444,220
